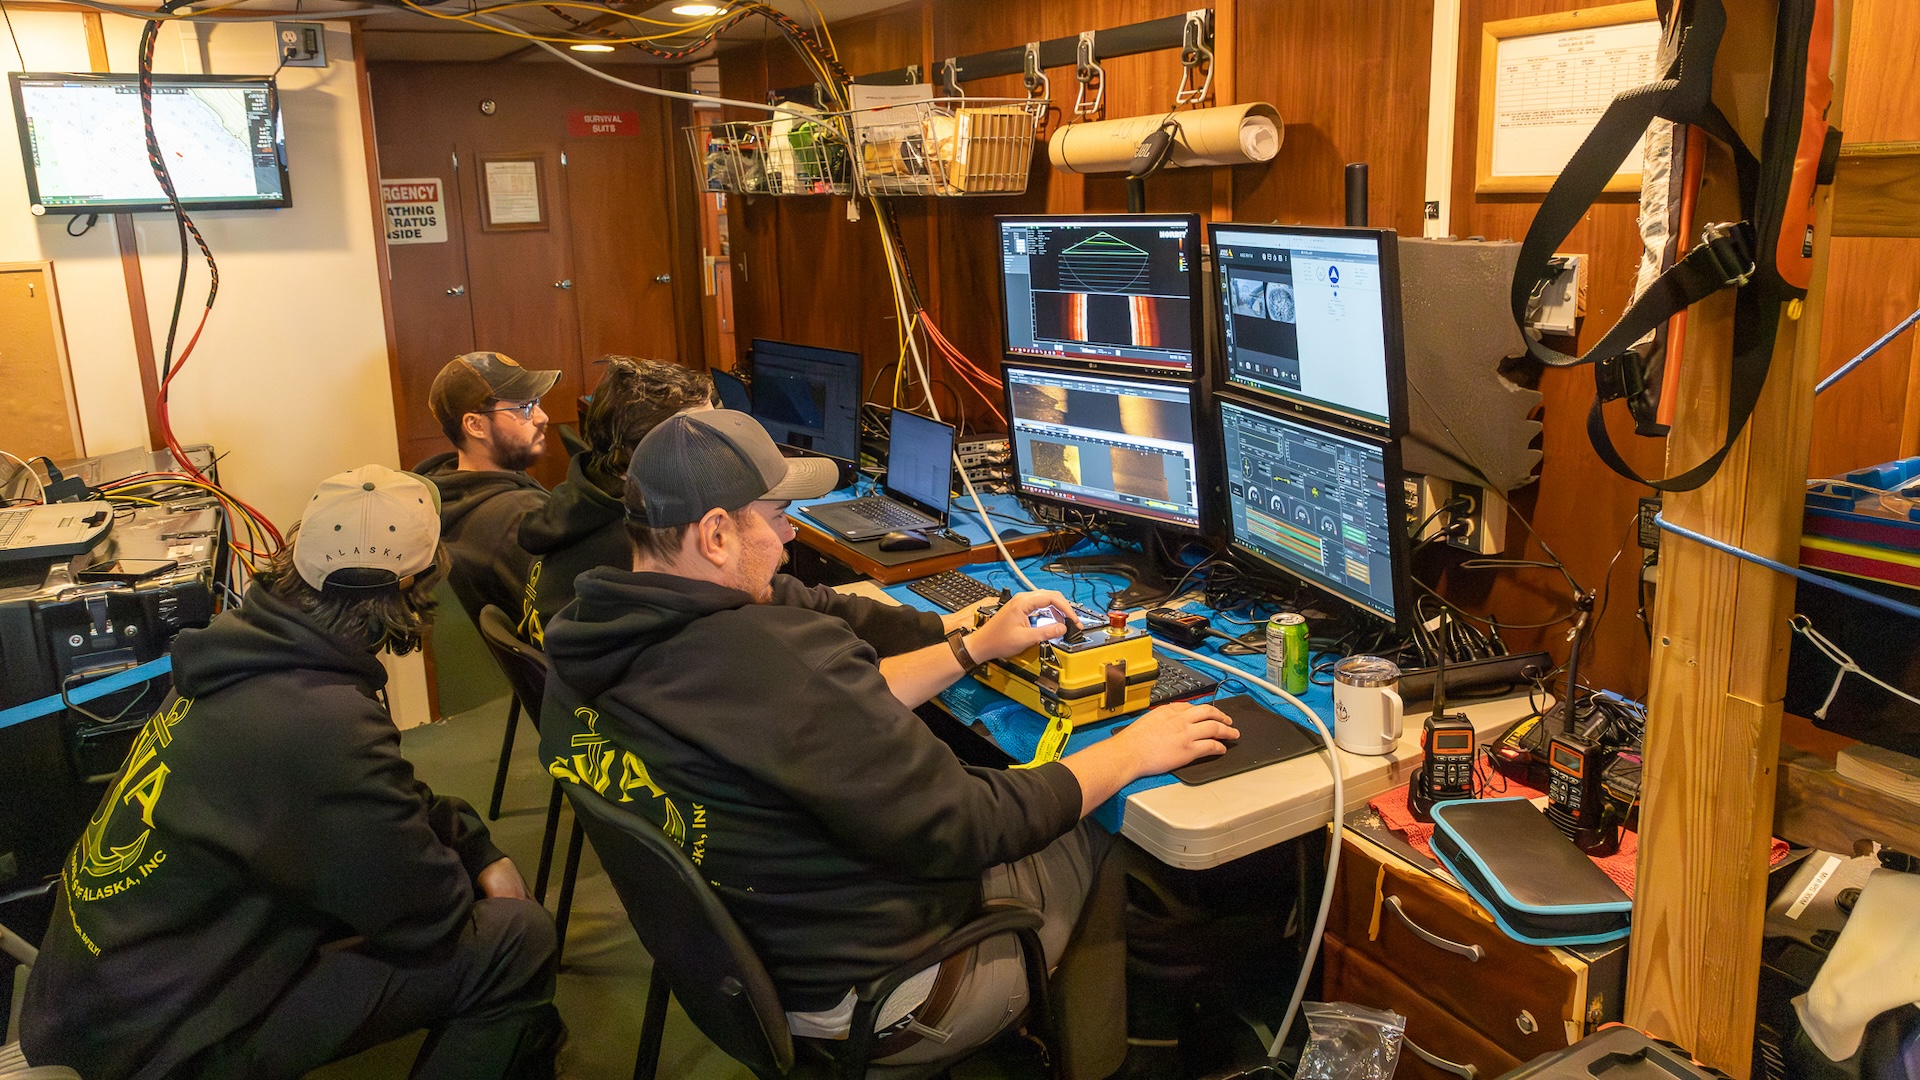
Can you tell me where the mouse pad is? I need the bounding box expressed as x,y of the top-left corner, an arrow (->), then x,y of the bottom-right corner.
1172,694 -> 1324,785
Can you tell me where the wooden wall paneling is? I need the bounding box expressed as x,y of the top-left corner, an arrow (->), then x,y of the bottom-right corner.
1807,0 -> 1920,474
661,68 -> 712,373
1440,0 -> 1666,698
1231,0 -> 1435,236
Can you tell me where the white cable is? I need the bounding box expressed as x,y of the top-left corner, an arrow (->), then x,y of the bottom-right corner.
1152,639 -> 1342,1063
0,451 -> 48,505
482,16 -> 814,119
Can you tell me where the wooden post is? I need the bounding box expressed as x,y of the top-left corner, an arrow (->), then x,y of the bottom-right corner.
1626,2 -> 1850,1075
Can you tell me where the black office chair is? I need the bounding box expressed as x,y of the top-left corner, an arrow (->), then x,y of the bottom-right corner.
2,922 -> 83,1079
475,605 -> 583,963
566,785 -> 1060,1080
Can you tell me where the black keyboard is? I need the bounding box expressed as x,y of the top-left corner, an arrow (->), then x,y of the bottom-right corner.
907,569 -> 999,612
842,496 -> 937,529
1151,653 -> 1220,706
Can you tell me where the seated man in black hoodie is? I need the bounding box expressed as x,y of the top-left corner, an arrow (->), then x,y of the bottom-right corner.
22,466 -> 561,1080
415,350 -> 560,625
517,357 -> 715,644
540,410 -> 1236,1069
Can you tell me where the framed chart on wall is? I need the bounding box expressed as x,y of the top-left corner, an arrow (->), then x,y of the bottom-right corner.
479,153 -> 548,231
1475,1 -> 1662,195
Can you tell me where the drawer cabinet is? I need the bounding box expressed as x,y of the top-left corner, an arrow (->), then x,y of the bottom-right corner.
1325,829 -> 1627,1068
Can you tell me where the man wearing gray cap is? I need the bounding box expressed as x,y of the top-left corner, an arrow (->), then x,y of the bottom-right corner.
415,350 -> 561,625
540,410 -> 1235,1069
22,466 -> 561,1080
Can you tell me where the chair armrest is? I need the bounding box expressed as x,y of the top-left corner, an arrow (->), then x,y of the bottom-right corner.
0,924 -> 36,966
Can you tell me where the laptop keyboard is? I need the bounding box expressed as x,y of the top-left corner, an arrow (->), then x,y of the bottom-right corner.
841,496 -> 935,529
0,508 -> 26,548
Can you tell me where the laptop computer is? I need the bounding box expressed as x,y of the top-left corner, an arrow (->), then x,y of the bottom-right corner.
0,501 -> 115,563
802,410 -> 953,542
711,368 -> 752,413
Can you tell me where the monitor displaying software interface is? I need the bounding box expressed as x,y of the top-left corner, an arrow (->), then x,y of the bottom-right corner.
1006,365 -> 1201,529
10,73 -> 289,213
999,215 -> 1199,373
1212,224 -> 1397,430
747,339 -> 862,464
1219,397 -> 1401,622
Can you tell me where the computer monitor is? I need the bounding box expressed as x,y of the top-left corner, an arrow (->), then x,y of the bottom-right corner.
1004,363 -> 1202,531
998,214 -> 1203,375
746,339 -> 862,464
10,73 -> 290,214
1210,223 -> 1407,436
1217,394 -> 1408,625
710,367 -> 751,413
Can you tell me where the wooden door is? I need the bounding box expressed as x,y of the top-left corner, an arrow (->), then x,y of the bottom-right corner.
376,161 -> 478,470
562,97 -> 682,369
456,145 -> 582,488
0,263 -> 84,463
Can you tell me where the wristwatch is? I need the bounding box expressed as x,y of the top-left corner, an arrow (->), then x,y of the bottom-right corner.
945,626 -> 983,674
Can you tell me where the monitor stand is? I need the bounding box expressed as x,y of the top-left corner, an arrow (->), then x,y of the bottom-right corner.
1048,551 -> 1174,611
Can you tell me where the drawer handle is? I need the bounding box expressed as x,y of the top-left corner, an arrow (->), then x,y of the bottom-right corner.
1402,1033 -> 1478,1079
1385,895 -> 1485,962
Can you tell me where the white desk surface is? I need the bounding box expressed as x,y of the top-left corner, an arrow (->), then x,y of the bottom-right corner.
1120,695 -> 1541,870
830,580 -> 1546,871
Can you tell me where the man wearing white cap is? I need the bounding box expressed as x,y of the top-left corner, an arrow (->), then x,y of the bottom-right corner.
541,411 -> 1235,1069
22,466 -> 561,1080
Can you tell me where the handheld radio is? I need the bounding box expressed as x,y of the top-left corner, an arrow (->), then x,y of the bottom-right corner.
1408,611 -> 1477,822
1545,731 -> 1619,856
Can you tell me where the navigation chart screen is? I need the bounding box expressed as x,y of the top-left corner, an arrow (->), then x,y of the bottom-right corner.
1220,397 -> 1400,621
11,74 -> 289,212
999,216 -> 1198,373
1006,365 -> 1201,528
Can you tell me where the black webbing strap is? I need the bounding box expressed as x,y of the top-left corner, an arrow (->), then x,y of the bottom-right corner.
1509,0 -> 1759,370
1587,290 -> 1780,491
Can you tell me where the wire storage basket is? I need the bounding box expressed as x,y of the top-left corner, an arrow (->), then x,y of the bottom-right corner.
686,107 -> 854,196
848,97 -> 1045,196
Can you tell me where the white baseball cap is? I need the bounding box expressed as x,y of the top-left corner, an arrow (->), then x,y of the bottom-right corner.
293,465 -> 442,590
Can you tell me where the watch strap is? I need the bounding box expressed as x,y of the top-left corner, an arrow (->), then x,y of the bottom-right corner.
946,627 -> 982,674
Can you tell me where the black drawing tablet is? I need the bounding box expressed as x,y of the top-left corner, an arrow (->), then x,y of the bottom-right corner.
1171,694 -> 1324,785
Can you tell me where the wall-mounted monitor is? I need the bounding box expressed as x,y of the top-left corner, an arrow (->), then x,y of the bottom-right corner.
1004,363 -> 1203,531
746,338 -> 862,465
10,73 -> 290,215
1217,394 -> 1408,625
1210,223 -> 1406,436
998,214 -> 1203,376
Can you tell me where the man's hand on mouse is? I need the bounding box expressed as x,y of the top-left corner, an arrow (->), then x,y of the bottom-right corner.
965,589 -> 1080,662
1113,701 -> 1237,774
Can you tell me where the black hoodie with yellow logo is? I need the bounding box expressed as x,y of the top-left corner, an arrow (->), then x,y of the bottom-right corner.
21,586 -> 503,1080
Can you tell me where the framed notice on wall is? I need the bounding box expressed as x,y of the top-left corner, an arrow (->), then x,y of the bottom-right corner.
480,154 -> 547,231
1476,1 -> 1662,194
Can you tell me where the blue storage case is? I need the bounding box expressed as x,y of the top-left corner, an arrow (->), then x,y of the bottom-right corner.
1429,797 -> 1632,947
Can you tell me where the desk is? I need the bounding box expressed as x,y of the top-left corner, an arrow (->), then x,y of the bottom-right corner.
790,489 -> 1065,585
860,562 -> 1546,870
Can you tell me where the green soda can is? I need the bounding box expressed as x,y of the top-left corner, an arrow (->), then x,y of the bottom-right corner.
1266,612 -> 1309,695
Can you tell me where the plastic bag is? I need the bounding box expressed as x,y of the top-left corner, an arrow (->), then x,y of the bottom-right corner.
1295,1002 -> 1406,1080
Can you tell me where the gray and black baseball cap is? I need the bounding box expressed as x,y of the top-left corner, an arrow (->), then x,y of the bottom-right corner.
429,351 -> 561,429
625,410 -> 839,527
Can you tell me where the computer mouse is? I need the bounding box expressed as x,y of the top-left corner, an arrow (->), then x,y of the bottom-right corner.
877,531 -> 932,552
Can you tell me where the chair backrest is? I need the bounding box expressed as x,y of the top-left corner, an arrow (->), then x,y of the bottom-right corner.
565,786 -> 796,1079
476,605 -> 549,728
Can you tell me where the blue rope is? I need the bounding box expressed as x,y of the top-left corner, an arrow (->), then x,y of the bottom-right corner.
1655,513 -> 1920,621
1814,306 -> 1920,395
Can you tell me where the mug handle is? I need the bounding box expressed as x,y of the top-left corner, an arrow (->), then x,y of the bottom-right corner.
1381,687 -> 1403,742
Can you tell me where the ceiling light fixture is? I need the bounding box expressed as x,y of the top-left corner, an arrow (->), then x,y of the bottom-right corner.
569,42 -> 618,52
671,3 -> 728,15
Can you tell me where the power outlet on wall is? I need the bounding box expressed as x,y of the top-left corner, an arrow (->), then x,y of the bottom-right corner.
276,22 -> 328,67
1410,475 -> 1507,554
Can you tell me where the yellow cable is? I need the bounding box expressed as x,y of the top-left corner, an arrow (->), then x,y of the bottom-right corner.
389,0 -> 732,45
